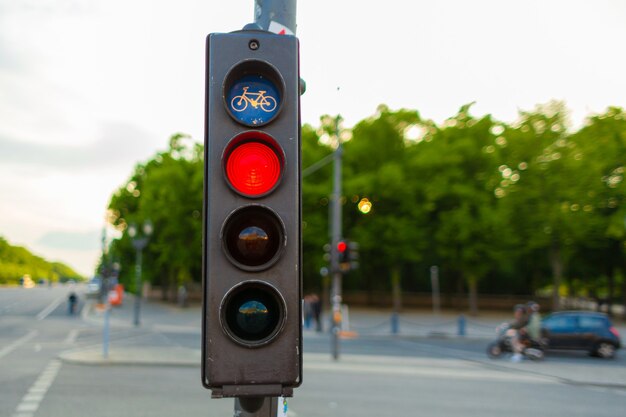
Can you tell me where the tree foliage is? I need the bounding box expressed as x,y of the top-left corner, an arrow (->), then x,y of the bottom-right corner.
103,104 -> 626,310
0,236 -> 83,284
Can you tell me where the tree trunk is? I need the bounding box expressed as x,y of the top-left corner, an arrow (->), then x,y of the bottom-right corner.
391,266 -> 402,314
622,266 -> 626,321
549,241 -> 564,312
607,265 -> 615,317
467,275 -> 478,316
606,240 -> 620,317
160,273 -> 168,301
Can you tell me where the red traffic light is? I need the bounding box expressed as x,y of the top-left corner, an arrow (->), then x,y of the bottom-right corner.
337,241 -> 347,253
224,132 -> 284,197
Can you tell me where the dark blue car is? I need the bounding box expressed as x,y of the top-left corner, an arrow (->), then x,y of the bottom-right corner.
542,311 -> 622,359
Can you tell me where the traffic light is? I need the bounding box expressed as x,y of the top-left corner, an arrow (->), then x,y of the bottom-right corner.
337,240 -> 349,265
202,31 -> 301,399
337,240 -> 359,272
348,241 -> 359,271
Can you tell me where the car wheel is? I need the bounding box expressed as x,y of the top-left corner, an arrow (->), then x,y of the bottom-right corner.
594,342 -> 616,359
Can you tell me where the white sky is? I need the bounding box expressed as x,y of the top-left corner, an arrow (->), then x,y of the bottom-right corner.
1,0 -> 625,275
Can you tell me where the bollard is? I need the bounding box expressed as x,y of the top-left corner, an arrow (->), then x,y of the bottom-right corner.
391,312 -> 400,335
458,314 -> 466,336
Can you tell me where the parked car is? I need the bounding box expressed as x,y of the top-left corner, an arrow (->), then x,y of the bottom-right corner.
86,277 -> 102,298
542,311 -> 622,359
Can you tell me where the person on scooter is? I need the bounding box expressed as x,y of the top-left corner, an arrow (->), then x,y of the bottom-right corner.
525,301 -> 542,341
506,304 -> 528,362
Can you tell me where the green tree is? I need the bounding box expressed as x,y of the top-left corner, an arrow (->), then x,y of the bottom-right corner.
106,134 -> 203,299
498,102 -> 596,310
569,107 -> 626,313
0,236 -> 83,284
301,123 -> 333,295
342,106 -> 423,311
410,104 -> 511,314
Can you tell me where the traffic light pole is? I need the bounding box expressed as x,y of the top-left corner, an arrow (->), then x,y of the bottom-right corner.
253,0 -> 297,33
227,3 -> 297,417
330,116 -> 343,360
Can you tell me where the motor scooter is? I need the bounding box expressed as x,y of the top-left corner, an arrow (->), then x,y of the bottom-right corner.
486,323 -> 546,360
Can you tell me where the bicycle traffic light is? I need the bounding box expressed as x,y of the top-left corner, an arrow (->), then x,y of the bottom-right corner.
202,31 -> 302,398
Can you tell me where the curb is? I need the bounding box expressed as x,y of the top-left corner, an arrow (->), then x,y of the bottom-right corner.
58,347 -> 201,367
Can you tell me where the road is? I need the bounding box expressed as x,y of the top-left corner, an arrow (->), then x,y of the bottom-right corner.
1,286 -> 626,417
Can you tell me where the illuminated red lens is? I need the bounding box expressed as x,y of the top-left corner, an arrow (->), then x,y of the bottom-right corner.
337,241 -> 347,253
226,141 -> 281,196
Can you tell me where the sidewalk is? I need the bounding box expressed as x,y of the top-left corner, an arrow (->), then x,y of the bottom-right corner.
58,298 -> 626,389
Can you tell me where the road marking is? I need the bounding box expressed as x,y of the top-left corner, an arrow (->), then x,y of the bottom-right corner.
36,295 -> 66,320
12,360 -> 62,417
64,329 -> 81,344
0,330 -> 38,360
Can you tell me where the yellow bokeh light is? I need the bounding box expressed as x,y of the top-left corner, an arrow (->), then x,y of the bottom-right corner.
358,198 -> 372,214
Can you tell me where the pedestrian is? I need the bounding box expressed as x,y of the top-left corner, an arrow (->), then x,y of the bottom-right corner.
311,293 -> 322,332
68,292 -> 78,315
303,294 -> 313,329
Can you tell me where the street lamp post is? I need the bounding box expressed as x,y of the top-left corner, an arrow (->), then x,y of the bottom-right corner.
128,221 -> 153,327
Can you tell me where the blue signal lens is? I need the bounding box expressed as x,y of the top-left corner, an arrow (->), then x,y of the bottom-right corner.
226,74 -> 281,126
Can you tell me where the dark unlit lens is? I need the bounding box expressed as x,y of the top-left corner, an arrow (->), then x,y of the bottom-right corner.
223,285 -> 283,344
222,206 -> 284,270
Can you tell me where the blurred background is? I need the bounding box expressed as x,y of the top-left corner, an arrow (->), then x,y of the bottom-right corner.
1,0 -> 625,315
2,2 -> 626,417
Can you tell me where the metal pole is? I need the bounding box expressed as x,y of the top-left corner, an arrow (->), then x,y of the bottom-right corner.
103,303 -> 110,358
235,397 -> 281,417
133,247 -> 142,327
430,265 -> 440,316
330,116 -> 343,360
254,0 -> 297,34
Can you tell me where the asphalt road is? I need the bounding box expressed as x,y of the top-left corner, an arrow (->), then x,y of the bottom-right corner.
2,285 -> 626,417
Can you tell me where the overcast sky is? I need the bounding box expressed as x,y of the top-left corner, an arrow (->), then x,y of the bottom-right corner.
1,0 -> 625,275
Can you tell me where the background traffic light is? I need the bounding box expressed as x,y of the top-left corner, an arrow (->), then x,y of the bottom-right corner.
336,240 -> 359,272
337,240 -> 348,264
202,31 -> 301,398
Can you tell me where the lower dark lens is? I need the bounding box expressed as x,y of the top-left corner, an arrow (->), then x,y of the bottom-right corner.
223,284 -> 283,345
222,206 -> 284,270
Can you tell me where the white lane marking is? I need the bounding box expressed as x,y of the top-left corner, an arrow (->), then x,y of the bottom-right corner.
12,360 -> 62,417
36,295 -> 66,320
80,301 -> 91,320
64,329 -> 80,344
16,403 -> 38,412
0,330 -> 38,360
22,393 -> 45,403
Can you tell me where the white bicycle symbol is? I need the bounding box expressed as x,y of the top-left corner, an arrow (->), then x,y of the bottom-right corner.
231,87 -> 278,112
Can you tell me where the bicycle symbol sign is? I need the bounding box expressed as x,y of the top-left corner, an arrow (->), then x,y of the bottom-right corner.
231,87 -> 278,113
226,75 -> 281,126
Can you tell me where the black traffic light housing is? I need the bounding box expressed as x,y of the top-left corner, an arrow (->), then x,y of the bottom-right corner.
202,31 -> 302,398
